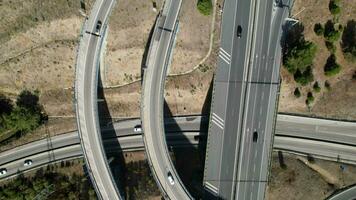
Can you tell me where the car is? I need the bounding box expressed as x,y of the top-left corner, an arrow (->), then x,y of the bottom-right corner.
133,125 -> 142,133
167,172 -> 175,185
0,168 -> 7,176
94,20 -> 102,36
24,159 -> 33,167
237,25 -> 242,38
253,131 -> 258,142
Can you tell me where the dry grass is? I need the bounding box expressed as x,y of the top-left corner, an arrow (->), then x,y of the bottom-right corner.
266,152 -> 356,200
279,0 -> 356,120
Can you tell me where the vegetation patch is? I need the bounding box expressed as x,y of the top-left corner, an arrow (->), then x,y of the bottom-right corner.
341,20 -> 356,61
197,0 -> 213,16
0,90 -> 47,143
313,82 -> 321,93
324,54 -> 341,76
294,88 -> 301,98
293,66 -> 314,86
0,163 -> 96,200
328,0 -> 341,16
283,23 -> 317,77
324,20 -> 342,42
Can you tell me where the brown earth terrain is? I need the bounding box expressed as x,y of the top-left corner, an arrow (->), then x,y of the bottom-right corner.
266,152 -> 356,200
278,0 -> 356,120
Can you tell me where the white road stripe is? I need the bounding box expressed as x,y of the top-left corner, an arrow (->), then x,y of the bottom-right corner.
212,118 -> 224,130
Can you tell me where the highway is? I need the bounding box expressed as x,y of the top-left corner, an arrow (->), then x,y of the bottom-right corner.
74,0 -> 120,199
203,0 -> 256,197
203,0 -> 292,199
233,1 -> 290,199
1,115 -> 356,199
327,185 -> 356,200
141,0 -> 193,199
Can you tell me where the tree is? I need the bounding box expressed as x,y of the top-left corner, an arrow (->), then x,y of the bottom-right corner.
197,0 -> 212,16
294,88 -> 301,98
341,20 -> 356,61
293,66 -> 314,85
324,54 -> 341,76
314,23 -> 324,36
324,20 -> 341,42
3,107 -> 41,134
306,92 -> 315,105
0,94 -> 13,116
325,40 -> 336,53
329,0 -> 341,15
325,81 -> 331,91
313,82 -> 321,92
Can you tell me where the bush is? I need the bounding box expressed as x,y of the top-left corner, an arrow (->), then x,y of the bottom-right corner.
329,0 -> 341,15
314,23 -> 324,36
306,92 -> 315,105
0,90 -> 46,140
294,66 -> 314,86
294,88 -> 301,98
341,20 -> 356,61
325,40 -> 336,53
2,107 -> 41,134
324,20 -> 341,42
284,41 -> 317,73
324,54 -> 341,76
197,0 -> 212,16
325,81 -> 331,91
313,82 -> 321,92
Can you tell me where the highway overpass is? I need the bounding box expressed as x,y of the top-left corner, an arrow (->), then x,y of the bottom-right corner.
74,0 -> 121,199
141,0 -> 193,199
203,0 -> 292,199
1,115 -> 356,199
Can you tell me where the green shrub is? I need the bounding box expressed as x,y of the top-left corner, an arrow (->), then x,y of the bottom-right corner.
306,92 -> 315,105
284,41 -> 317,74
314,23 -> 324,36
324,54 -> 341,76
313,82 -> 321,92
341,20 -> 356,61
325,40 -> 336,53
325,81 -> 331,91
324,20 -> 341,42
329,0 -> 341,15
294,88 -> 301,98
293,66 -> 314,86
197,0 -> 212,16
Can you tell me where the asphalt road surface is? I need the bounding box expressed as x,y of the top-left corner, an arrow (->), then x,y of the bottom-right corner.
203,0 -> 256,197
1,115 -> 356,199
74,0 -> 120,199
141,0 -> 194,199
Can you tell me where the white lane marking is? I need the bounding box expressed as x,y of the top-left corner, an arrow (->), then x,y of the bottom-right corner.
212,112 -> 224,123
212,113 -> 224,130
219,48 -> 231,64
212,118 -> 224,130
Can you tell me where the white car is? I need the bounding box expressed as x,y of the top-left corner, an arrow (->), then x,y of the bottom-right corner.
167,172 -> 175,185
0,168 -> 7,176
134,125 -> 142,133
24,159 -> 33,167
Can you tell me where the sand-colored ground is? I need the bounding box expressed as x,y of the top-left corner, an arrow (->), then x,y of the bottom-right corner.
266,152 -> 356,200
278,0 -> 356,120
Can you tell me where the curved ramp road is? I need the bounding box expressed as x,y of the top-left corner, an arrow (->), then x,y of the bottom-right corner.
327,185 -> 356,200
141,0 -> 193,199
74,0 -> 121,199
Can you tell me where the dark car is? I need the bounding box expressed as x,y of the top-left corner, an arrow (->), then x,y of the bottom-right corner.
237,25 -> 242,38
253,131 -> 258,142
95,20 -> 102,35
